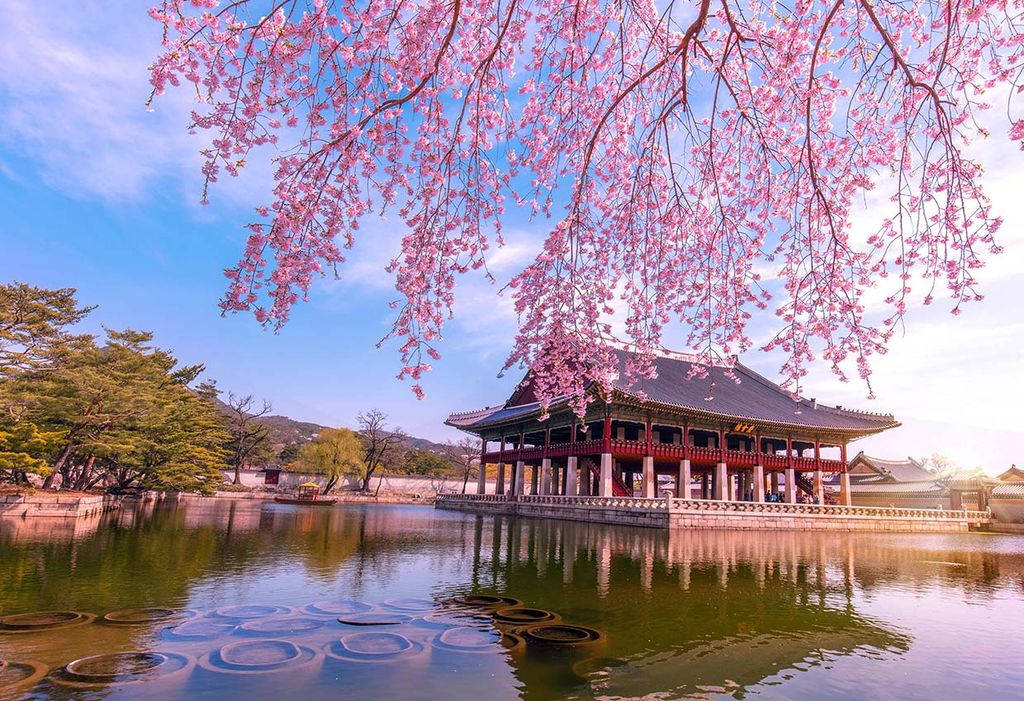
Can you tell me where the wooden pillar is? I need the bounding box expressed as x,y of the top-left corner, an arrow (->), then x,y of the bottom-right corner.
753,464 -> 765,502
599,453 -> 613,496
839,472 -> 852,506
678,459 -> 691,500
642,456 -> 656,498
476,438 -> 488,494
540,458 -> 552,495
813,469 -> 824,504
785,467 -> 797,503
566,456 -> 579,496
514,460 -> 525,496
714,461 -> 728,500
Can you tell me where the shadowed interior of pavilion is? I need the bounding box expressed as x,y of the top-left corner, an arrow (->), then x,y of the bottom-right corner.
449,349 -> 901,506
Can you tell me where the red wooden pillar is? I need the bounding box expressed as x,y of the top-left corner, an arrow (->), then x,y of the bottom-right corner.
570,422 -> 577,451
718,428 -> 726,461
645,418 -> 653,456
683,422 -> 690,460
603,415 -> 612,453
543,427 -> 550,457
786,437 -> 793,468
814,440 -> 821,471
840,442 -> 848,469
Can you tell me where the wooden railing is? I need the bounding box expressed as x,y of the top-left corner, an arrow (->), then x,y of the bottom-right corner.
481,442 -> 848,472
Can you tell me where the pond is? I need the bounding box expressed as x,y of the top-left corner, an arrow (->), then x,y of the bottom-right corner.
1,498 -> 1022,700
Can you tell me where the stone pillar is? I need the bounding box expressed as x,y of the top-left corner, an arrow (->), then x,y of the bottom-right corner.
753,464 -> 765,502
813,470 -> 824,504
566,457 -> 579,496
839,472 -> 852,506
701,473 -> 709,499
770,472 -> 780,499
784,467 -> 797,503
642,456 -> 656,498
514,460 -> 525,496
496,462 -> 506,495
678,459 -> 691,500
477,460 -> 487,495
599,453 -> 613,496
530,464 -> 539,495
714,462 -> 728,500
540,458 -> 552,495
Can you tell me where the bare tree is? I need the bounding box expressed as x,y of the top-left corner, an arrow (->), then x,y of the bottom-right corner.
445,437 -> 480,495
357,409 -> 406,492
225,392 -> 272,484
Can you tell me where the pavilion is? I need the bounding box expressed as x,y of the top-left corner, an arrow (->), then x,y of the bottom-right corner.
447,349 -> 899,506
825,452 -> 989,509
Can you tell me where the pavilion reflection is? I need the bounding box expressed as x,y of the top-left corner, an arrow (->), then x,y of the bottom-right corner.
457,517 -> 930,700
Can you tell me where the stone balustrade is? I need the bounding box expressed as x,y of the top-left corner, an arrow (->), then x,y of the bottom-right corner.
669,498 -> 991,523
435,493 -> 508,503
435,492 -> 991,532
521,495 -> 669,510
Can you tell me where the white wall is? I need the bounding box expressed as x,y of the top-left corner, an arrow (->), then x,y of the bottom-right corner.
221,470 -> 486,495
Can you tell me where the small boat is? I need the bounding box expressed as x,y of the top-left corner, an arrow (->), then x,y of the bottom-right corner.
274,482 -> 337,506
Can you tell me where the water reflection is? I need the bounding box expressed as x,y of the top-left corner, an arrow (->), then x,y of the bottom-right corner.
1,501 -> 1022,700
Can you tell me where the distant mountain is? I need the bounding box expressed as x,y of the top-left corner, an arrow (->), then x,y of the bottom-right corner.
208,394 -> 452,459
254,414 -> 327,449
253,413 -> 451,456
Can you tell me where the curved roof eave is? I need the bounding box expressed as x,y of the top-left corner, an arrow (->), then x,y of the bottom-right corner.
445,390 -> 899,437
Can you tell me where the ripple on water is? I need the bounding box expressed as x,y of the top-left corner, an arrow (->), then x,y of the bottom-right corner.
303,600 -> 374,617
0,611 -> 95,633
53,652 -> 194,688
199,639 -> 323,675
324,631 -> 424,662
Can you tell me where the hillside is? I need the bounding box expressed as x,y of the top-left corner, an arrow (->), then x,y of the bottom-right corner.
253,413 -> 451,456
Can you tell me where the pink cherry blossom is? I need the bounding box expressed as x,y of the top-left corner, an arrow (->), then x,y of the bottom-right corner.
149,0 -> 1022,414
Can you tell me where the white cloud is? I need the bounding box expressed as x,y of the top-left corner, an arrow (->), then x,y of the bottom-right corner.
0,0 -> 272,207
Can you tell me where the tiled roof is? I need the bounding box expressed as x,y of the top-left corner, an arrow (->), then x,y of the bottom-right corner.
848,452 -> 935,482
848,481 -> 946,495
993,484 -> 1024,500
997,467 -> 1024,483
610,350 -> 896,432
446,349 -> 899,435
446,401 -> 548,428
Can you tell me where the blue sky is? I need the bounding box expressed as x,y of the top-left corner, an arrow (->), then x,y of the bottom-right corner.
1,0 -> 1022,472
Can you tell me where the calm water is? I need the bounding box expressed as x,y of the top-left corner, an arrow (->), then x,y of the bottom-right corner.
1,499 -> 1023,700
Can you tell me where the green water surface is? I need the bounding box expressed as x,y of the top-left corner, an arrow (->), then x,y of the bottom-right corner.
1,499 -> 1022,700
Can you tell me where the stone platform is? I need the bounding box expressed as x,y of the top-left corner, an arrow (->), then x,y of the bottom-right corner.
0,493 -> 122,518
436,494 -> 991,533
